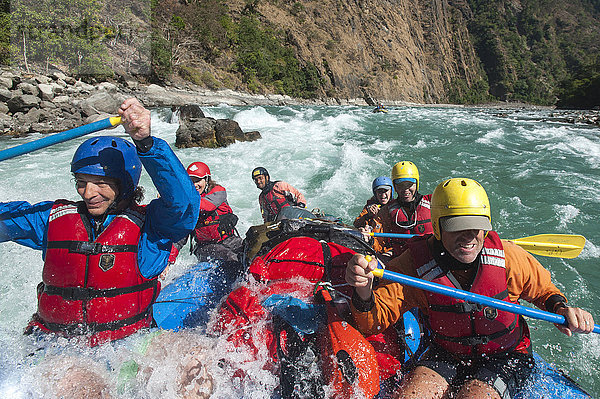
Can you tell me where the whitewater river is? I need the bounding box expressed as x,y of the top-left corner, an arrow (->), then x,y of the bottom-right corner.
0,104 -> 599,397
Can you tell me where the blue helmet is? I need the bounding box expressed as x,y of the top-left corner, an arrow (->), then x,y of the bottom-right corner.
372,176 -> 394,197
71,136 -> 141,200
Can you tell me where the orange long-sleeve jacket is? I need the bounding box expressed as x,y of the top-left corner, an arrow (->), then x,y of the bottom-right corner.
351,238 -> 566,337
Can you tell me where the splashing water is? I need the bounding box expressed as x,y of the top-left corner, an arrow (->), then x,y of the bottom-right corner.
1,105 -> 599,397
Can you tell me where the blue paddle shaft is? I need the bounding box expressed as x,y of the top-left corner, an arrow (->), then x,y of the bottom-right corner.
372,232 -> 416,238
377,268 -> 600,334
0,117 -> 119,162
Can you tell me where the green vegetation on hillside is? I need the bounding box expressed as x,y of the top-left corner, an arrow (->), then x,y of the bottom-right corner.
1,0 -> 598,107
557,56 -> 600,108
466,0 -> 599,106
446,78 -> 492,105
233,14 -> 321,97
0,0 -> 10,65
150,0 -> 321,97
8,0 -> 112,75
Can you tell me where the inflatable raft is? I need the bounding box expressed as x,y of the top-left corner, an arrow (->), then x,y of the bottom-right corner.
153,219 -> 591,398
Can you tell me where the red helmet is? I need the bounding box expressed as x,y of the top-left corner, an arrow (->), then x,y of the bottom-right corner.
186,162 -> 211,179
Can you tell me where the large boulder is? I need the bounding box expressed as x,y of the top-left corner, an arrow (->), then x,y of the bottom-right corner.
37,83 -> 55,101
214,119 -> 245,146
0,88 -> 11,102
176,117 -> 220,148
17,82 -> 39,97
0,77 -> 13,90
179,104 -> 205,121
175,104 -> 261,148
80,92 -> 126,117
7,94 -> 40,113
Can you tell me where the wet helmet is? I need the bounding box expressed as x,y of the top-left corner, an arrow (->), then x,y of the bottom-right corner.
371,176 -> 394,197
187,162 -> 211,179
71,136 -> 141,200
391,161 -> 419,191
252,167 -> 269,180
430,178 -> 492,240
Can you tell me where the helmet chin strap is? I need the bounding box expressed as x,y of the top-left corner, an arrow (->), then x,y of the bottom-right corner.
203,177 -> 211,194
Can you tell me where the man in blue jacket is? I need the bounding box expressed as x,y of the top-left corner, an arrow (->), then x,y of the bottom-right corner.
0,98 -> 200,346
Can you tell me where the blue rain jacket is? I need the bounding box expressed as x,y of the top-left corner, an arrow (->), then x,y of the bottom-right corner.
0,137 -> 200,279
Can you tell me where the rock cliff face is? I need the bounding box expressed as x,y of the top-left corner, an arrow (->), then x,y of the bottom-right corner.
226,0 -> 485,103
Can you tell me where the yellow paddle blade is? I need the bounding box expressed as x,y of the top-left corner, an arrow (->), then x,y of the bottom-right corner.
508,234 -> 586,259
109,116 -> 122,126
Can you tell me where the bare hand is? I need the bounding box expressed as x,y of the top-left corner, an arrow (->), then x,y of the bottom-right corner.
367,204 -> 380,217
345,253 -> 377,300
555,306 -> 595,336
119,98 -> 151,140
358,226 -> 372,242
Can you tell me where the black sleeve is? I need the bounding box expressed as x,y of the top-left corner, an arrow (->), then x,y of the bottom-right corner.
134,136 -> 154,153
545,294 -> 568,313
351,289 -> 375,312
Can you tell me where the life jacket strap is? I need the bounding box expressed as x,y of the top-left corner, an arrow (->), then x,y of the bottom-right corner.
433,315 -> 518,346
46,240 -> 138,255
430,290 -> 509,313
42,280 -> 158,301
32,307 -> 153,335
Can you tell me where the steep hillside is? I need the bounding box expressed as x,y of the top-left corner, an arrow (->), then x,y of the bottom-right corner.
147,0 -> 488,104
147,0 -> 600,104
2,0 -> 600,105
236,0 -> 486,103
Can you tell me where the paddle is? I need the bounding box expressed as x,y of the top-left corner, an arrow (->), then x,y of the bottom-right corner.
365,256 -> 600,334
0,116 -> 122,162
369,232 -> 586,259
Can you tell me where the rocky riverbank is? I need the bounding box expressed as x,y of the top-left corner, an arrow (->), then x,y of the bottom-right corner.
0,68 -> 598,138
0,67 -> 370,138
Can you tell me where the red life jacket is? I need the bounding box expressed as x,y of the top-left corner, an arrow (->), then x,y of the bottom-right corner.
259,181 -> 293,222
247,236 -> 355,285
193,185 -> 235,243
408,232 -> 530,357
28,200 -> 160,346
387,194 -> 433,254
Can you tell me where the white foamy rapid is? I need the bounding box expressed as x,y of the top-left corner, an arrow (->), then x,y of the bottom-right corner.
1,105 -> 599,397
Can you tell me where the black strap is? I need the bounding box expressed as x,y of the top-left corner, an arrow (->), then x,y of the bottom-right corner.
430,291 -> 509,313
430,302 -> 483,313
434,314 -> 518,346
46,240 -> 138,255
266,258 -> 325,268
42,280 -> 158,301
320,241 -> 332,283
37,307 -> 153,335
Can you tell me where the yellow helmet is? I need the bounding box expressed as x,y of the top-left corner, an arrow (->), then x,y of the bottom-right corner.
430,178 -> 492,240
391,161 -> 419,191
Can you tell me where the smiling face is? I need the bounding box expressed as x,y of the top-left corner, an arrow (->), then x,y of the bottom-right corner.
374,187 -> 392,205
394,180 -> 417,202
441,229 -> 485,264
75,173 -> 119,217
254,175 -> 268,189
191,176 -> 208,193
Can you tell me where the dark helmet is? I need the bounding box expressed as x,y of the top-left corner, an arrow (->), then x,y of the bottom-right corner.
252,167 -> 269,180
71,136 -> 141,200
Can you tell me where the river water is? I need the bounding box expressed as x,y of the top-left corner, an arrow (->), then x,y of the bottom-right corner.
0,104 -> 599,397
